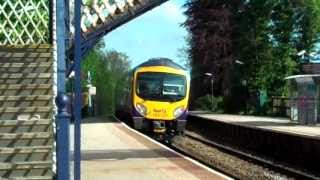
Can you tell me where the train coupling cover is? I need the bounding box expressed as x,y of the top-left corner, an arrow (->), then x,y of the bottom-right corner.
153,121 -> 166,133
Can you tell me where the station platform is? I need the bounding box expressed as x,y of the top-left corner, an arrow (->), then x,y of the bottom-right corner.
187,112 -> 320,176
75,117 -> 230,180
190,113 -> 320,139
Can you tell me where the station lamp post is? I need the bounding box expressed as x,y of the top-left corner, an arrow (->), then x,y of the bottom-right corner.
205,73 -> 214,111
235,59 -> 245,85
235,60 -> 244,65
235,60 -> 247,113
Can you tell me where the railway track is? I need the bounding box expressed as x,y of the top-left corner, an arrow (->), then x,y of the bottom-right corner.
179,131 -> 318,180
114,115 -> 318,179
113,116 -> 233,179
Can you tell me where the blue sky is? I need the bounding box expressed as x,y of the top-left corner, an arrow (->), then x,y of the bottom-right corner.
104,0 -> 188,67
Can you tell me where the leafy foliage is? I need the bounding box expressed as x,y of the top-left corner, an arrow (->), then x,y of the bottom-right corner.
184,0 -> 320,114
195,95 -> 224,113
0,0 -> 50,44
82,42 -> 131,115
184,0 -> 234,100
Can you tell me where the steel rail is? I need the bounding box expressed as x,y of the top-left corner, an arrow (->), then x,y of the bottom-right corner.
183,131 -> 318,180
113,115 -> 317,179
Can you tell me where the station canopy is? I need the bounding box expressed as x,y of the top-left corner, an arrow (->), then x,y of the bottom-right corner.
285,74 -> 320,83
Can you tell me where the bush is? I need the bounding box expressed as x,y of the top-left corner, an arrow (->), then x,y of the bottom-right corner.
195,95 -> 224,113
82,46 -> 130,116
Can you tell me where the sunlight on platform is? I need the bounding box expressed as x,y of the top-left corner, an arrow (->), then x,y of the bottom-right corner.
71,118 -> 229,180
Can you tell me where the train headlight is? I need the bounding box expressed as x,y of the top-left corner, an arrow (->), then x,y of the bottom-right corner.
174,106 -> 185,118
135,103 -> 147,116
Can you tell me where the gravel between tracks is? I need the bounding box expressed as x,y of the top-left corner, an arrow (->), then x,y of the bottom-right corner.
172,132 -> 293,180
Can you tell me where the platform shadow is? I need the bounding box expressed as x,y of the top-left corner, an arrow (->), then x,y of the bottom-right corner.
80,116 -> 120,124
70,149 -> 179,161
233,121 -> 301,127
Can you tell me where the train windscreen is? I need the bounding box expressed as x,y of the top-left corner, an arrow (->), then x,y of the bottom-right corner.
136,72 -> 186,101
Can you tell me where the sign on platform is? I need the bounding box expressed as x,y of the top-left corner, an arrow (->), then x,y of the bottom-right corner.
89,86 -> 96,95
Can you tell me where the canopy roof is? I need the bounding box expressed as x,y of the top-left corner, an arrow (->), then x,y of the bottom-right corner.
285,74 -> 320,83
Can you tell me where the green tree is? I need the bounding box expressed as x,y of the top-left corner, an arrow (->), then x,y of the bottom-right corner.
184,0 -> 235,105
184,0 -> 320,114
177,36 -> 192,70
82,43 -> 131,115
292,0 -> 320,61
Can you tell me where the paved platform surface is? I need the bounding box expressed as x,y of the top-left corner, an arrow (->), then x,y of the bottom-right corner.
191,113 -> 320,139
77,117 -> 230,180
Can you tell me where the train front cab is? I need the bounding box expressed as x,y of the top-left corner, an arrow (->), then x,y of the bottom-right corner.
131,66 -> 190,136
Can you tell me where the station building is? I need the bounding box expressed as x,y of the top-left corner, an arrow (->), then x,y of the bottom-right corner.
286,63 -> 320,125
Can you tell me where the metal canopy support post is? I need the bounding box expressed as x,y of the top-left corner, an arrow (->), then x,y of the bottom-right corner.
56,95 -> 71,180
56,0 -> 70,179
56,0 -> 66,98
74,0 -> 82,179
65,0 -> 70,46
